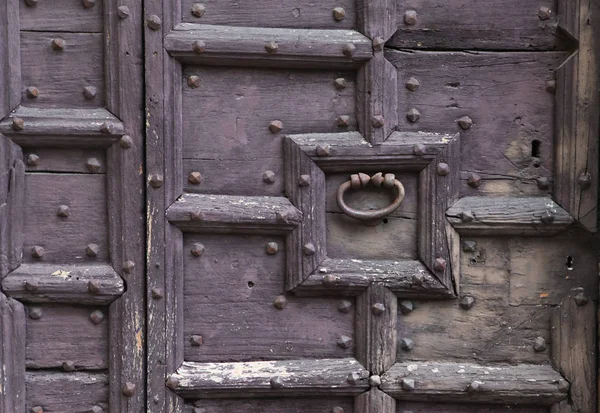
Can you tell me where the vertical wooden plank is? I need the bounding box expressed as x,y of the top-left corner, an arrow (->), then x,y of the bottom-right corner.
0,293 -> 26,413
0,0 -> 20,118
356,283 -> 397,375
354,388 -> 396,413
357,0 -> 396,40
105,0 -> 146,412
551,288 -> 596,413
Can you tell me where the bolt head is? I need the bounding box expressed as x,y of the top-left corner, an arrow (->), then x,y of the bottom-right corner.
119,135 -> 133,148
24,0 -> 39,6
62,360 -> 76,372
462,240 -> 477,252
406,77 -> 420,91
303,243 -> 316,256
540,210 -> 555,224
117,5 -> 130,18
270,376 -> 284,389
467,173 -> 482,188
538,6 -> 552,20
459,295 -> 475,310
86,158 -> 102,173
372,302 -> 386,315
372,36 -> 385,51
572,287 -> 589,306
336,115 -> 351,127
433,257 -> 447,272
334,78 -> 347,89
51,38 -> 66,51
338,300 -> 352,313
188,171 -> 202,184
191,243 -> 205,257
578,172 -> 592,189
399,300 -> 413,314
263,170 -> 276,184
86,243 -> 100,257
122,382 -> 136,396
274,295 -> 287,309
298,174 -> 311,187
369,375 -> 381,387
337,335 -> 353,349
83,85 -> 97,99
147,15 -> 161,30
26,86 -> 39,99
190,335 -> 204,346
404,10 -> 418,25
406,108 -> 420,123
122,260 -> 135,273
412,272 -> 424,286
372,115 -> 385,128
265,41 -> 279,54
192,40 -> 206,54
90,310 -> 104,324
316,144 -> 331,157
29,307 -> 42,319
31,245 -> 45,258
437,162 -> 450,176
457,116 -> 473,130
27,153 -> 40,166
149,174 -> 164,188
12,117 -> 24,131
82,0 -> 96,8
187,75 -> 201,88
332,7 -> 346,21
99,122 -> 114,134
269,120 -> 283,133
533,336 -> 546,352
151,287 -> 164,299
400,338 -> 415,351
401,378 -> 415,390
88,280 -> 101,294
56,204 -> 70,217
460,210 -> 474,222
412,143 -> 426,156
191,3 -> 206,17
342,43 -> 356,57
347,372 -> 362,385
266,242 -> 279,254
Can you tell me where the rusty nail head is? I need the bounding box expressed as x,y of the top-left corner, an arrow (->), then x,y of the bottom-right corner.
400,338 -> 414,351
191,3 -> 206,17
347,372 -> 362,385
63,360 -> 76,372
270,376 -> 284,389
337,115 -> 351,127
188,171 -> 202,184
457,116 -> 473,130
263,170 -> 276,183
372,36 -> 385,51
12,117 -> 24,131
372,302 -> 386,315
434,257 -> 447,272
119,135 -> 133,148
24,280 -> 39,292
191,243 -> 205,257
546,80 -> 556,94
401,378 -> 415,390
166,376 -> 179,389
86,243 -> 100,257
83,86 -> 97,99
190,335 -> 204,346
147,15 -> 161,30
29,307 -> 42,319
323,274 -> 337,286
57,204 -> 70,217
461,210 -> 474,222
123,260 -> 135,273
459,295 -> 475,310
467,173 -> 482,188
369,375 -> 381,387
437,162 -> 450,176
26,86 -> 39,99
269,120 -> 283,133
536,176 -> 550,190
274,295 -> 287,309
467,381 -> 483,392
334,78 -> 347,89
337,335 -> 353,348
406,108 -> 420,123
406,77 -> 420,91
86,158 -> 102,173
149,174 -> 164,188
404,10 -> 417,25
31,407 -> 44,413
463,240 -> 477,252
117,5 -> 130,18
51,38 -> 65,51
27,153 -> 40,166
298,174 -> 311,187
372,115 -> 385,128
316,144 -> 331,157
332,7 -> 346,21
413,143 -> 426,156
533,336 -> 546,352
339,300 -> 352,313
90,310 -> 104,324
303,243 -> 316,256
538,7 -> 551,20
578,172 -> 592,189
88,280 -> 101,294
399,300 -> 413,314
332,407 -> 344,413
572,287 -> 588,306
122,382 -> 136,396
266,242 -> 279,254
151,287 -> 164,299
193,40 -> 206,54
342,43 -> 356,57
24,0 -> 39,6
265,41 -> 279,54
188,75 -> 201,88
540,210 -> 554,224
32,245 -> 44,258
82,0 -> 95,8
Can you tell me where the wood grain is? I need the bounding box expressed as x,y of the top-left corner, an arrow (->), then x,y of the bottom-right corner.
187,397 -> 354,413
0,0 -> 20,118
23,148 -> 106,173
397,402 -> 547,412
358,0 -> 396,39
355,388 -> 396,413
0,293 -> 26,413
19,0 -> 104,32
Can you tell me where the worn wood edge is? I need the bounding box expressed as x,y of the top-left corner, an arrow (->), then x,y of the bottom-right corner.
167,358 -> 370,398
354,388 -> 396,413
357,0 -> 396,40
0,0 -> 20,119
0,293 -> 26,413
292,258 -> 454,299
446,197 -> 575,236
1,263 -> 124,304
557,0 -> 580,41
381,362 -> 568,404
166,193 -> 302,233
551,288 -> 596,412
164,24 -> 373,67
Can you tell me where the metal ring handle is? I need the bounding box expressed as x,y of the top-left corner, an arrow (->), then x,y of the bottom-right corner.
336,173 -> 405,221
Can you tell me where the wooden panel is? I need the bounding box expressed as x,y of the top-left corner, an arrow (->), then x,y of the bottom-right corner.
19,0 -> 104,33
24,148 -> 106,173
397,403 -> 547,412
23,174 -> 108,264
187,397 -> 354,413
20,32 -> 104,108
182,66 -> 355,196
388,0 -> 560,50
183,234 -> 354,362
26,371 -> 108,412
0,0 -> 20,118
180,0 -> 357,29
26,304 -> 108,370
0,138 -> 24,276
356,389 -> 396,413
0,294 -> 26,413
386,50 -> 566,194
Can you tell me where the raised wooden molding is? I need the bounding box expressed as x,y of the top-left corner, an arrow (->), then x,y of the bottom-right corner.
0,0 -> 20,119
2,264 -> 124,305
0,138 -> 23,277
554,0 -> 599,232
381,362 -> 568,405
355,388 -> 396,413
167,358 -> 369,398
0,293 -> 25,413
164,24 -> 373,68
446,197 -> 574,235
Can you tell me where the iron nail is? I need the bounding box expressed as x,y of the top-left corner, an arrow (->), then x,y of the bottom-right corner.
192,40 -> 206,54
538,7 -> 552,20
270,376 -> 284,389
265,41 -> 279,54
404,10 -> 417,25
51,38 -> 66,51
459,295 -> 475,310
434,257 -> 447,272
372,302 -> 386,315
86,243 -> 100,257
336,115 -> 351,127
372,36 -> 385,51
533,336 -> 546,352
369,375 -> 381,387
149,174 -> 164,188
151,287 -> 164,299
122,260 -> 135,273
399,300 -> 413,314
188,171 -> 202,184
187,75 -> 201,88
457,116 -> 473,130
117,6 -> 130,18
191,243 -> 205,257
269,120 -> 283,133
303,243 -> 316,256
406,108 -> 420,123
99,122 -> 114,134
437,162 -> 450,176
57,205 -> 70,217
26,86 -> 39,99
467,173 -> 482,188
332,7 -> 346,21
342,43 -> 356,57
27,153 -> 40,166
400,338 -> 415,351
86,158 -> 102,173
29,307 -> 43,320
31,245 -> 44,258
338,300 -> 352,313
316,144 -> 331,157
298,174 -> 311,187
90,310 -> 104,324
337,335 -> 353,349
122,382 -> 136,396
62,360 -> 76,372
266,242 -> 279,254
191,3 -> 206,17
12,117 -> 24,131
334,78 -> 347,89
166,376 -> 179,389
274,295 -> 287,309
405,77 -> 420,91
88,280 -> 101,294
401,378 -> 415,390
82,0 -> 96,8
372,115 -> 385,128
147,14 -> 161,30
462,240 -> 477,252
263,170 -> 276,184
190,335 -> 204,346
119,135 -> 133,148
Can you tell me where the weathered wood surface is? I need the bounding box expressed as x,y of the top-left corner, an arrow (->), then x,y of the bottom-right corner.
355,388 -> 396,413
23,174 -> 108,264
381,362 -> 568,404
20,32 -> 104,108
23,148 -> 106,173
166,193 -> 302,233
446,196 -> 574,235
180,0 -> 357,29
551,288 -> 596,413
358,0 -> 396,40
0,0 -> 20,118
388,0 -> 560,50
187,397 -> 355,413
26,371 -> 108,412
19,0 -> 104,33
184,233 -> 353,361
397,403 -> 547,412
294,258 -> 454,298
3,263 -> 124,304
165,24 -> 372,67
168,358 -> 369,398
0,293 -> 26,413
26,304 -> 108,370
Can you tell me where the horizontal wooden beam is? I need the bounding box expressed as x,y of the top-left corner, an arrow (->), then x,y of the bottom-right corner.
2,264 -> 124,305
0,107 -> 124,147
381,362 -> 568,405
167,358 -> 369,399
292,258 -> 454,299
166,194 -> 302,233
164,24 -> 372,68
446,197 -> 574,236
